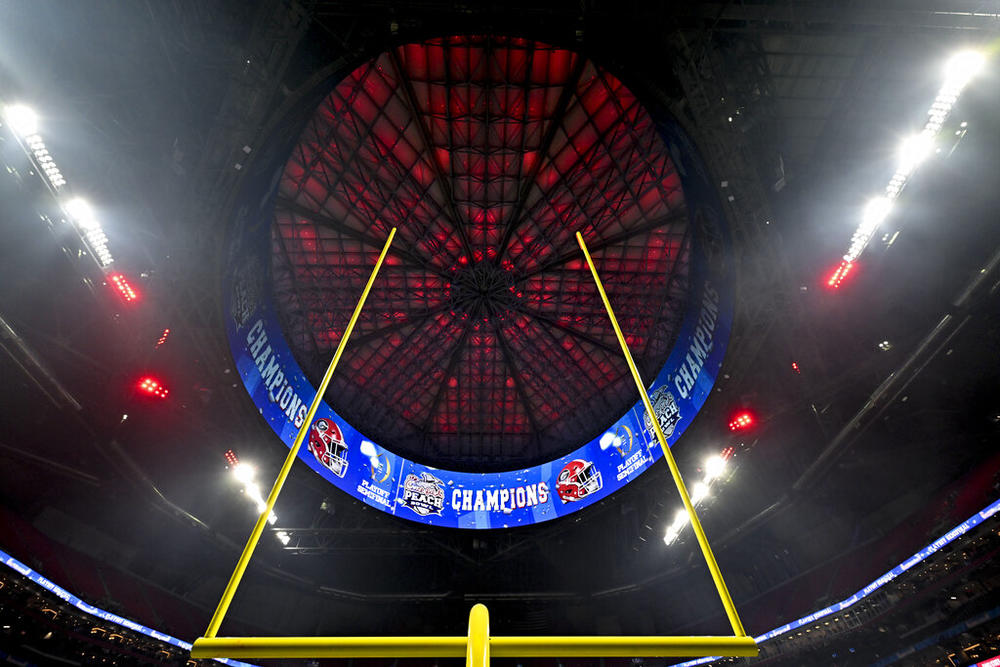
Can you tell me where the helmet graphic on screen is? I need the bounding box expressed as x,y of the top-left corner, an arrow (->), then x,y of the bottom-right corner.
308,418 -> 348,478
556,459 -> 602,502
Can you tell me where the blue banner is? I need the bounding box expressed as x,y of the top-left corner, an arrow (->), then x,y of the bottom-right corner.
2,497 -> 998,662
0,549 -> 254,667
222,75 -> 735,529
673,497 -> 1000,667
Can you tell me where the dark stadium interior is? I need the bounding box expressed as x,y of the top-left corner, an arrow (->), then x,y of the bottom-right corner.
0,2 -> 999,666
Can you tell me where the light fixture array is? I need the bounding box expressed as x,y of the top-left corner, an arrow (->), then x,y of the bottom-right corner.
663,448 -> 734,545
229,462 -> 283,542
2,103 -> 115,268
829,50 -> 986,287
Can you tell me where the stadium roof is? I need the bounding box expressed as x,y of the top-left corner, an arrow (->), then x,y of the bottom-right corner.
273,35 -> 689,468
0,0 -> 998,650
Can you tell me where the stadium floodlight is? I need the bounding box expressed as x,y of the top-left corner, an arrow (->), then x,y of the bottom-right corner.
276,531 -> 290,546
943,50 -> 985,91
664,448 -> 735,546
668,509 -> 689,534
3,104 -> 38,137
64,198 -> 115,266
248,486 -> 264,507
85,231 -> 108,245
897,133 -> 934,176
846,197 -> 894,261
704,455 -> 727,483
663,509 -> 689,544
690,482 -> 711,505
243,481 -> 278,524
233,463 -> 256,484
831,48 -> 988,273
3,105 -> 72,196
862,196 -> 892,229
232,465 -> 279,524
64,198 -> 95,222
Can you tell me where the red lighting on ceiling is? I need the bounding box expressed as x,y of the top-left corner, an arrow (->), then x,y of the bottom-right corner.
224,449 -> 239,467
721,446 -> 735,461
109,273 -> 138,302
137,377 -> 169,398
154,328 -> 170,348
791,361 -> 800,374
826,259 -> 854,289
268,36 -> 693,464
728,411 -> 755,432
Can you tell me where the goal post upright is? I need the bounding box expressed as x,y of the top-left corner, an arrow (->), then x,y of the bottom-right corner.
576,230 -> 748,639
202,228 -> 397,639
190,229 -> 758,664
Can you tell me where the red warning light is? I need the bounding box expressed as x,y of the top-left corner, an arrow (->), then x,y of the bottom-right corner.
109,273 -> 138,302
224,449 -> 239,467
791,361 -> 800,374
154,328 -> 170,349
728,411 -> 754,432
826,260 -> 853,289
138,377 -> 169,398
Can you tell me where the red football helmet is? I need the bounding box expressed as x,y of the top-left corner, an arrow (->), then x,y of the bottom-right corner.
556,459 -> 602,502
308,418 -> 348,478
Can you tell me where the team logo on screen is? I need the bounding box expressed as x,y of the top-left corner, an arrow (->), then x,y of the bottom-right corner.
556,459 -> 603,503
308,418 -> 349,478
400,472 -> 446,516
643,387 -> 681,441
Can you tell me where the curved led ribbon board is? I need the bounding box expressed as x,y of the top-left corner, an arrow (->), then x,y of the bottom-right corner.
222,36 -> 735,530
